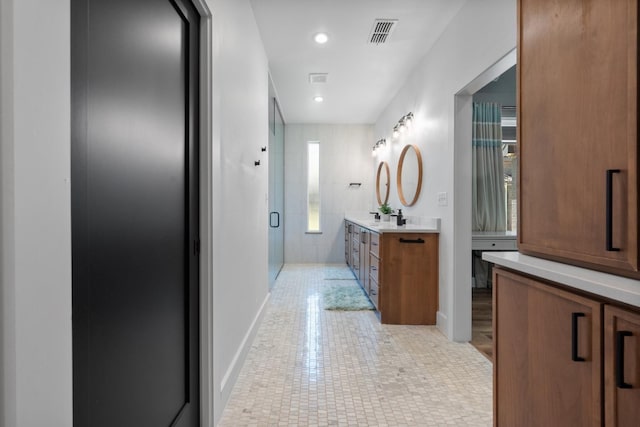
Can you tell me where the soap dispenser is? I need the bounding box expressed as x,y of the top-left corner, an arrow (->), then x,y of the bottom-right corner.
396,209 -> 406,226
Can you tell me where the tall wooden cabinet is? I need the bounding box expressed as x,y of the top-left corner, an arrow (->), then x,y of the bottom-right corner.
517,0 -> 639,278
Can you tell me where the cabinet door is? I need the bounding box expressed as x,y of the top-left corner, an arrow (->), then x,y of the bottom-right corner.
605,305 -> 640,426
344,222 -> 350,264
518,0 -> 638,277
494,268 -> 602,426
379,233 -> 438,324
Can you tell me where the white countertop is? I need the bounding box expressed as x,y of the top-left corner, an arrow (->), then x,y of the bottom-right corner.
483,251 -> 640,308
345,216 -> 440,234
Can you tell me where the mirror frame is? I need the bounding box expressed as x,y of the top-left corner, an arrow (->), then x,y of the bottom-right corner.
397,144 -> 423,207
376,161 -> 390,205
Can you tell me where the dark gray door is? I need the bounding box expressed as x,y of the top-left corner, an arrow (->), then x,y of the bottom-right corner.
71,0 -> 200,426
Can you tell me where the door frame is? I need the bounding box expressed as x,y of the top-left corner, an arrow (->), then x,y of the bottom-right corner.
191,1 -> 213,425
452,48 -> 516,342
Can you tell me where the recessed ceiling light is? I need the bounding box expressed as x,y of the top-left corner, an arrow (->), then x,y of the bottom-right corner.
313,32 -> 329,44
313,96 -> 324,103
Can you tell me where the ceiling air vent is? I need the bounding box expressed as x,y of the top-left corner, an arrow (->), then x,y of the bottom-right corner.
368,19 -> 398,45
309,73 -> 329,84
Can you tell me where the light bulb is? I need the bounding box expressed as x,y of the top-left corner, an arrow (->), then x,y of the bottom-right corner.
405,115 -> 413,127
314,33 -> 329,44
313,96 -> 324,103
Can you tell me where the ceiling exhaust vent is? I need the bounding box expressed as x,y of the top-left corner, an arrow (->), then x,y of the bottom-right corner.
309,73 -> 329,84
368,19 -> 398,44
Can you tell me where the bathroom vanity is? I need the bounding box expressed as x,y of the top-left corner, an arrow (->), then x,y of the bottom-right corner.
344,217 -> 439,325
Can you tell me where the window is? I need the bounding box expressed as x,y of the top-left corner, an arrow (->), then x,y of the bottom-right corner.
307,141 -> 320,232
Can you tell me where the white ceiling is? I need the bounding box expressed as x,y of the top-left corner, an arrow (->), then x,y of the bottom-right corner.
250,0 -> 466,124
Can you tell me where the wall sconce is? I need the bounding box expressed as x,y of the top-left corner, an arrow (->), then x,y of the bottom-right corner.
392,112 -> 414,138
372,138 -> 387,156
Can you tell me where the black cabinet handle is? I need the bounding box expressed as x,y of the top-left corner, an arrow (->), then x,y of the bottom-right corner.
571,312 -> 586,362
399,238 -> 424,244
269,211 -> 280,228
616,330 -> 633,389
606,169 -> 621,251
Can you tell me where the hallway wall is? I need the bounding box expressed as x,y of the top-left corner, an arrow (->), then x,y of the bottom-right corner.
1,0 -> 72,425
207,0 -> 271,423
373,0 -> 517,342
284,124 -> 373,263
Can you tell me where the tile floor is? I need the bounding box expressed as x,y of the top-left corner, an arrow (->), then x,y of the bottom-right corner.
218,264 -> 493,426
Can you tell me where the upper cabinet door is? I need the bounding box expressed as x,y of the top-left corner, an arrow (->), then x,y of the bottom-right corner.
518,0 -> 639,277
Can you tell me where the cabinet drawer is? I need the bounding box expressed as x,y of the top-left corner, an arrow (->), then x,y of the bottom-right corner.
369,276 -> 379,309
472,239 -> 517,251
370,232 -> 380,257
369,254 -> 379,283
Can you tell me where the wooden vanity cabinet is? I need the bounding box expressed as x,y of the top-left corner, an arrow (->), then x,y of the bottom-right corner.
493,268 -> 602,426
604,305 -> 640,426
344,220 -> 438,325
517,0 -> 639,278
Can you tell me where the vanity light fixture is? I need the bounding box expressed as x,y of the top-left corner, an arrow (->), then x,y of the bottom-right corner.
313,32 -> 329,44
313,95 -> 324,103
392,112 -> 414,138
404,112 -> 414,127
372,138 -> 387,156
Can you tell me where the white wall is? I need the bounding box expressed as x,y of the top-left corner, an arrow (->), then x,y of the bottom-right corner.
207,0 -> 271,424
373,0 -> 516,342
284,124 -> 374,263
1,0 -> 271,425
0,1 -> 73,426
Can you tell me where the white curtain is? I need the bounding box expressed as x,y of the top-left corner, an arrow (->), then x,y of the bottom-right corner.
472,103 -> 506,232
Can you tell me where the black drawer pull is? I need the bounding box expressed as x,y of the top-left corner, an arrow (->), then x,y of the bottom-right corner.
370,266 -> 377,271
606,169 -> 621,251
616,330 -> 633,389
399,238 -> 424,244
571,312 -> 586,362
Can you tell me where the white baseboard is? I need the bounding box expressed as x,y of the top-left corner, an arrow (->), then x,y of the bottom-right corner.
436,310 -> 448,337
219,292 -> 271,401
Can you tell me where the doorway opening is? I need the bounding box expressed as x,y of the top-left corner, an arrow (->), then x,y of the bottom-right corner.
452,49 -> 516,352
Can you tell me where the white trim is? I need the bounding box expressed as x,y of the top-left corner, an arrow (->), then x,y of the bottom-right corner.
191,0 -> 214,425
220,292 -> 271,396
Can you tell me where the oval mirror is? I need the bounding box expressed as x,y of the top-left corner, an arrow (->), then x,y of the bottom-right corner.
376,161 -> 390,205
397,144 -> 423,207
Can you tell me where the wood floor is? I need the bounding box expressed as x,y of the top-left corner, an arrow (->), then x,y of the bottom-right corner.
471,287 -> 493,361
